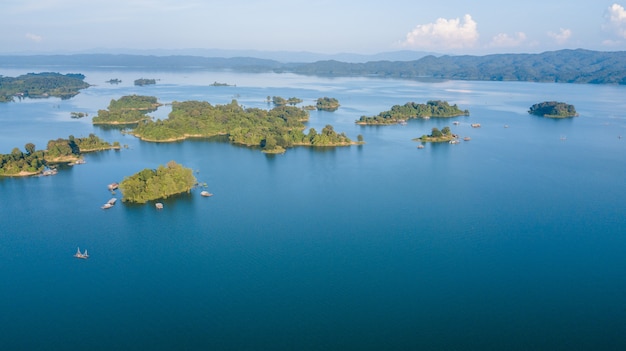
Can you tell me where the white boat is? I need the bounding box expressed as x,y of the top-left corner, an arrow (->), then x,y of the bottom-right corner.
74,247 -> 89,259
200,191 -> 213,197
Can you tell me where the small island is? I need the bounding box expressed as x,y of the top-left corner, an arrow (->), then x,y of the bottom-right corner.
119,161 -> 197,203
528,101 -> 578,118
210,81 -> 234,87
271,96 -> 303,106
357,100 -> 469,125
106,79 -> 122,84
0,72 -> 90,102
134,78 -> 156,86
316,97 -> 340,111
413,126 -> 458,143
0,134 -> 120,177
92,95 -> 161,125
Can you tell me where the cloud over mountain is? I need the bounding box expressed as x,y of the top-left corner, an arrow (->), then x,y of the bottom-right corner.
401,14 -> 479,50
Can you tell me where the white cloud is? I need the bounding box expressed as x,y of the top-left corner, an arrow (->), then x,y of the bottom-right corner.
604,3 -> 626,39
547,28 -> 572,44
25,33 -> 43,42
401,14 -> 479,50
489,32 -> 527,48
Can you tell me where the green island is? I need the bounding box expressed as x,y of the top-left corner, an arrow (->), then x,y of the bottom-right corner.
106,79 -> 122,84
92,95 -> 161,125
118,161 -> 197,203
210,81 -> 234,86
271,96 -> 303,106
414,126 -> 458,143
0,134 -> 120,177
316,97 -> 340,111
94,97 -> 360,153
528,101 -> 578,118
357,100 -> 469,125
0,72 -> 90,102
134,78 -> 156,86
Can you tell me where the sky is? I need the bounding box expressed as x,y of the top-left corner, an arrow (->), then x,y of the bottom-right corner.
2,0 -> 626,55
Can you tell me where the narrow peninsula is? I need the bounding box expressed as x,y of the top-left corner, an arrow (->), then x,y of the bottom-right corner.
0,134 -> 120,177
357,100 -> 469,125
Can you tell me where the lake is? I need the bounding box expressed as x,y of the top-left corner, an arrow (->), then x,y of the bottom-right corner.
1,68 -> 625,350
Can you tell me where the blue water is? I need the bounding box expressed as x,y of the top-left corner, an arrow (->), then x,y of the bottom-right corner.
1,68 -> 626,350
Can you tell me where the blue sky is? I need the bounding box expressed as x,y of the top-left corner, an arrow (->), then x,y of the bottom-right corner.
2,0 -> 626,55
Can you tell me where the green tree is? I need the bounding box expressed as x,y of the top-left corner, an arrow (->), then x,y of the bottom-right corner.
25,143 -> 36,155
431,127 -> 443,137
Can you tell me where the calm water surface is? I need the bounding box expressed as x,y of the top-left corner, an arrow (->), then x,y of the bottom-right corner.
1,68 -> 625,350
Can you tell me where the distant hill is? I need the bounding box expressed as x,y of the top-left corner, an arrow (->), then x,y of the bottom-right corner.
290,49 -> 626,84
1,49 -> 625,84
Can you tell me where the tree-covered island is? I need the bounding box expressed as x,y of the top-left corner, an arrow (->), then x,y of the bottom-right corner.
0,134 -> 120,177
414,126 -> 458,143
134,78 -> 156,86
528,101 -> 578,118
92,95 -> 162,125
0,72 -> 90,102
271,96 -> 303,106
118,161 -> 197,203
316,97 -> 340,111
117,99 -> 360,153
357,100 -> 469,125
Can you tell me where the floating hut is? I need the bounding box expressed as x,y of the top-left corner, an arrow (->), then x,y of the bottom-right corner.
464,137 -> 471,141
417,144 -> 424,149
471,123 -> 481,128
155,203 -> 164,210
108,182 -> 119,191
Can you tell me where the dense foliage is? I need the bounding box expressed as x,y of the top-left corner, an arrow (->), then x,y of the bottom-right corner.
93,95 -> 160,124
0,134 -> 118,176
358,100 -> 469,124
416,126 -> 456,142
291,49 -> 626,84
272,96 -> 302,106
46,134 -> 119,159
528,101 -> 578,118
316,97 -> 340,111
134,78 -> 156,86
0,72 -> 90,102
119,161 -> 197,203
129,99 -> 354,152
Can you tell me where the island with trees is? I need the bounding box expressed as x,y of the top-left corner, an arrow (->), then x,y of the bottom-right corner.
316,97 -> 340,111
0,134 -> 120,177
271,96 -> 303,106
357,100 -> 469,125
0,72 -> 90,102
414,126 -> 458,143
528,101 -> 578,118
92,95 -> 161,125
134,78 -> 156,86
97,99 -> 360,153
118,161 -> 197,203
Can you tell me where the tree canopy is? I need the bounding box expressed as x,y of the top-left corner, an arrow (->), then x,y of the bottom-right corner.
357,100 -> 469,125
316,97 -> 340,111
528,101 -> 578,118
0,72 -> 90,102
92,95 -> 161,125
119,161 -> 197,203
